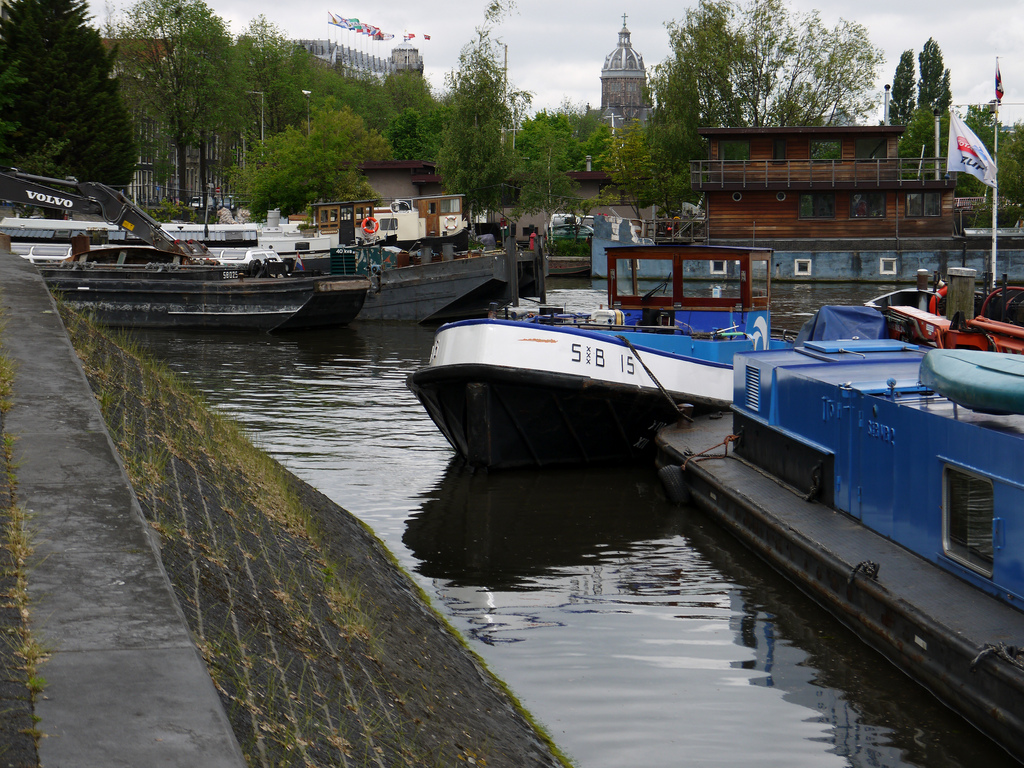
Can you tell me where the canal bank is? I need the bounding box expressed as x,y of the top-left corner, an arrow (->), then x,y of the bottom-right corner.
0,250 -> 565,767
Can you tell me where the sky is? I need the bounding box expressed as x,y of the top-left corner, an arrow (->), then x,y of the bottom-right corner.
89,0 -> 1024,127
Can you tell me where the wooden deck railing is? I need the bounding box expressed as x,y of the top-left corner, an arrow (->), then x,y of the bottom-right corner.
691,158 -> 953,189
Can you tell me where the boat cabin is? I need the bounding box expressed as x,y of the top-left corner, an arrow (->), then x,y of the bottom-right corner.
310,199 -> 377,246
311,194 -> 467,248
691,126 -> 957,241
733,342 -> 1024,608
605,243 -> 771,334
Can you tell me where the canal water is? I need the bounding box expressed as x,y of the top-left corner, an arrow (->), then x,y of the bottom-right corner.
131,282 -> 1016,768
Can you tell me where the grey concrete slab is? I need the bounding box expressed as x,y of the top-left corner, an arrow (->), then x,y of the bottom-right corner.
3,390 -> 108,434
28,547 -> 192,651
20,482 -> 150,557
1,251 -> 246,767
35,647 -> 242,768
11,431 -> 128,488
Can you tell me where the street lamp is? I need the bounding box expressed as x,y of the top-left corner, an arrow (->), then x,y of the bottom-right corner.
301,90 -> 311,135
249,90 -> 264,142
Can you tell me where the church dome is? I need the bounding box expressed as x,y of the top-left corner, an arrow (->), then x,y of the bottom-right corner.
601,23 -> 645,76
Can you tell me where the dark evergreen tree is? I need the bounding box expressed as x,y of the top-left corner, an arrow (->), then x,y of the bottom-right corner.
0,63 -> 24,163
890,49 -> 916,125
918,38 -> 952,113
0,0 -> 137,184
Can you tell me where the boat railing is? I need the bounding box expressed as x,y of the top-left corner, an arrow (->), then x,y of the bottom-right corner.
642,217 -> 707,244
690,157 -> 952,189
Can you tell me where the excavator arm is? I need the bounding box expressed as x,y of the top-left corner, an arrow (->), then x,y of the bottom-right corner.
0,167 -> 193,256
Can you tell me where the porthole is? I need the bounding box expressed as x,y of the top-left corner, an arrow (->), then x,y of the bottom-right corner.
776,192 -> 787,201
732,192 -> 743,202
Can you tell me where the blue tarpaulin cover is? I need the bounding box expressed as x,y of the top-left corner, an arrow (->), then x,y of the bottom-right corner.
795,305 -> 888,345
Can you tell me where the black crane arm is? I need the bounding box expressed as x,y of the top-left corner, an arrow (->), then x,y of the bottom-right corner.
0,168 -> 191,256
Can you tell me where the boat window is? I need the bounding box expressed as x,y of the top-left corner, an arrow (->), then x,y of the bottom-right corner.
799,193 -> 835,219
329,209 -> 338,222
943,466 -> 994,577
440,198 -> 461,214
850,192 -> 886,219
319,209 -> 329,223
750,258 -> 769,298
719,140 -> 749,161
810,139 -> 841,160
614,260 -> 673,299
855,137 -> 886,159
906,191 -> 942,217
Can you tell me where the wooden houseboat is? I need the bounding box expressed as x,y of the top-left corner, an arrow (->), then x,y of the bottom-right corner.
691,125 -> 957,243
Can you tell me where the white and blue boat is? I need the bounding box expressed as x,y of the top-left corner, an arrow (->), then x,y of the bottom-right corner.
408,244 -> 791,469
657,332 -> 1024,760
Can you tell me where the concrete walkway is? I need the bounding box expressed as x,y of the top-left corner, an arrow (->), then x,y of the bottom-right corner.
0,251 -> 245,767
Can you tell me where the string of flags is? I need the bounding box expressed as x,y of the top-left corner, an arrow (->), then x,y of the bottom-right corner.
327,13 -> 430,43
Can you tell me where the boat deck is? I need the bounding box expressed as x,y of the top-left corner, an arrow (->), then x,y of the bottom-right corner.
656,415 -> 1024,756
659,415 -> 1024,643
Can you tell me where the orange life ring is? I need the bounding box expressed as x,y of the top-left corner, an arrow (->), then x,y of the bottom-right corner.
444,215 -> 458,231
362,216 -> 379,235
928,284 -> 948,315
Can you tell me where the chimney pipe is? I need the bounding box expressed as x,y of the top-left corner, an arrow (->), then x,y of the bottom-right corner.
884,84 -> 891,126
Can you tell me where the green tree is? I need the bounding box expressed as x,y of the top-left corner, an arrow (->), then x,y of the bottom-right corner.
0,64 -> 24,163
436,26 -> 531,220
999,123 -> 1024,224
657,0 -> 743,131
899,106 -> 947,162
235,16 -> 312,141
598,121 -> 652,220
891,49 -> 916,125
655,0 -> 882,129
385,105 -> 446,161
233,102 -> 389,218
918,38 -> 952,113
113,0 -> 237,199
0,0 -> 136,183
512,111 -> 580,222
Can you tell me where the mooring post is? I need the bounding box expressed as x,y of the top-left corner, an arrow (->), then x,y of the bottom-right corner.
505,226 -> 519,307
946,267 -> 976,321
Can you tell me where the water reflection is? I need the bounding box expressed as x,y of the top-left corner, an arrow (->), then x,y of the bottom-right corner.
128,289 -> 1017,768
405,464 -> 681,588
405,458 -> 1013,768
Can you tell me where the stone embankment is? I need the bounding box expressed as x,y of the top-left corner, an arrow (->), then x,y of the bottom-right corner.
0,251 -> 565,767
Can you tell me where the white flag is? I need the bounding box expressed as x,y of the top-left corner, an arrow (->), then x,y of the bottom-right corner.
947,111 -> 997,188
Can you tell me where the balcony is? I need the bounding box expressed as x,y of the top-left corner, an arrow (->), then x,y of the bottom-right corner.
691,158 -> 956,191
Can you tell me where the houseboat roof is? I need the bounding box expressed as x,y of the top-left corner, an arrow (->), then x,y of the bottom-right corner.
698,125 -> 906,137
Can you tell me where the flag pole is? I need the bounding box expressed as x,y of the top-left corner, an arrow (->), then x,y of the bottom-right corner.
991,98 -> 999,291
992,56 -> 1002,290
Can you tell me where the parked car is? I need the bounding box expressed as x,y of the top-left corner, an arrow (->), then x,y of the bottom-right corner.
550,223 -> 594,241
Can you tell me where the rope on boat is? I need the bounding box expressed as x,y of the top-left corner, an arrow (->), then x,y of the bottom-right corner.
970,643 -> 1024,672
804,461 -> 824,501
847,560 -> 880,587
680,434 -> 741,470
615,334 -> 693,423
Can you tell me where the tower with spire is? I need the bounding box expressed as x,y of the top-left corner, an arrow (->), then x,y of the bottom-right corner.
600,14 -> 650,127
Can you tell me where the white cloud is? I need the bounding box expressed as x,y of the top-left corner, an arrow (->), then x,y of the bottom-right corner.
90,0 -> 1024,125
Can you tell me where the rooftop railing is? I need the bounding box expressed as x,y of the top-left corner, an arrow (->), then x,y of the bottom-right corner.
691,158 -> 953,189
